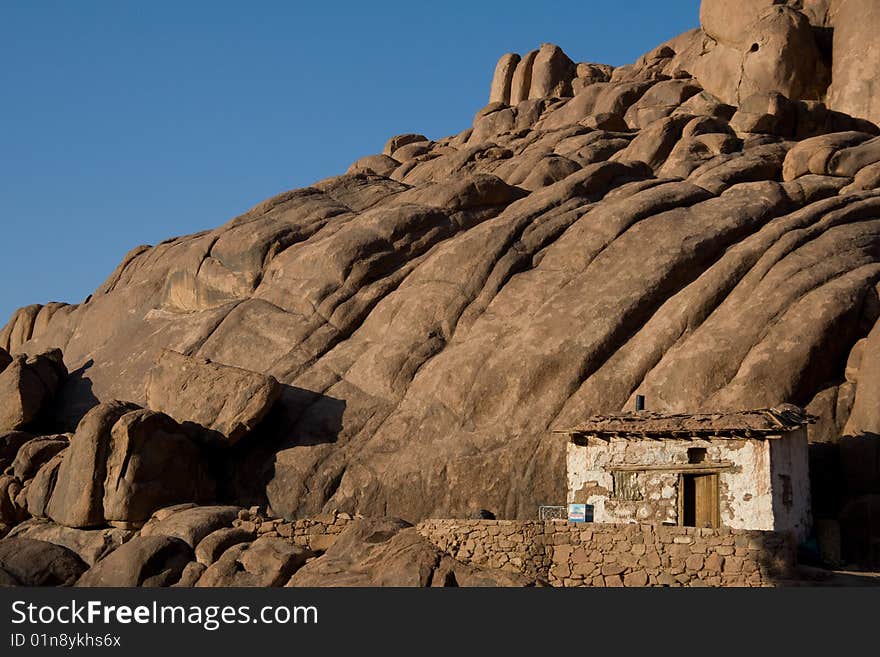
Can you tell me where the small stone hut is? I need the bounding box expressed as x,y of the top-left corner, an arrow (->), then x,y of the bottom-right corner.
555,404 -> 814,542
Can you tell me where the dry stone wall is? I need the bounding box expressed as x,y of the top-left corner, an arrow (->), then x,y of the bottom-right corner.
232,509 -> 354,552
417,519 -> 794,587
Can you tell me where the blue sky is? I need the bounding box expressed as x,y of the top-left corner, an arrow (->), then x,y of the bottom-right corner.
0,1 -> 699,323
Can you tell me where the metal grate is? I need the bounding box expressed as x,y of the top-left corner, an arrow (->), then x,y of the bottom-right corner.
538,505 -> 567,521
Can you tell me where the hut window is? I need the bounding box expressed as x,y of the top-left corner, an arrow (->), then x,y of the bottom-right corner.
688,447 -> 707,464
612,471 -> 642,501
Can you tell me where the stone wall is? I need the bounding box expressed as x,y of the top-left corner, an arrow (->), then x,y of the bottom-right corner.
232,509 -> 354,552
416,519 -> 795,587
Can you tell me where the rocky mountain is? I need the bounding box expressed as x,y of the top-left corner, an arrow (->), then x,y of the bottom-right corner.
1,0 -> 880,582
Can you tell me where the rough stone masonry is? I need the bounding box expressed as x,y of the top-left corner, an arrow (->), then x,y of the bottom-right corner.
417,520 -> 795,587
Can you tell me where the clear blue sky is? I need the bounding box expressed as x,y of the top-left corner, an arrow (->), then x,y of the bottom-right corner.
0,1 -> 699,324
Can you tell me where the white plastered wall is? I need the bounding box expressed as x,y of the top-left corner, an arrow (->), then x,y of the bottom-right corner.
768,427 -> 812,543
566,436 -> 778,530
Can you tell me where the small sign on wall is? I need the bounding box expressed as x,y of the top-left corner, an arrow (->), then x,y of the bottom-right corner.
568,503 -> 593,523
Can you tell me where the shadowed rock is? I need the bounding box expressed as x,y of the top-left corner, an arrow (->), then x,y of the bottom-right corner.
101,409 -> 214,524
0,431 -> 33,472
8,519 -> 132,566
0,538 -> 86,586
197,536 -> 313,587
0,349 -> 66,432
76,535 -> 193,587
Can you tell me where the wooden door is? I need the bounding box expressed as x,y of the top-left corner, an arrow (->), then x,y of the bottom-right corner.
694,473 -> 719,529
680,473 -> 720,528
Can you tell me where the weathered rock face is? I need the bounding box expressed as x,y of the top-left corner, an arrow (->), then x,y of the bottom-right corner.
693,0 -> 880,126
841,315 -> 880,458
694,5 -> 828,106
145,349 -> 280,445
2,2 -> 880,558
828,0 -> 880,127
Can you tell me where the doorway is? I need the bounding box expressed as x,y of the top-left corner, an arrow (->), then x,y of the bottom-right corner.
680,473 -> 719,528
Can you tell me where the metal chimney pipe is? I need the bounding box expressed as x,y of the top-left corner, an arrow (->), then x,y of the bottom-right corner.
635,395 -> 646,412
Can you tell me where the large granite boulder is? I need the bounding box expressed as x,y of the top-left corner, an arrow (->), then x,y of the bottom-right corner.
700,0 -> 782,46
0,349 -> 66,432
8,518 -> 132,566
194,526 -> 256,566
286,517 -> 442,587
489,53 -> 521,104
139,505 -> 240,548
102,409 -> 214,525
25,451 -> 64,518
510,49 -> 538,104
76,535 -> 193,587
0,538 -> 87,586
46,402 -> 212,528
46,401 -> 138,528
694,4 -> 827,106
145,350 -> 281,445
529,44 -> 576,100
10,435 -> 67,480
197,536 -> 313,587
0,304 -> 73,354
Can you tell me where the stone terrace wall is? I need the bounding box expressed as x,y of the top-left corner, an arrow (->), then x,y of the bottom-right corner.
233,509 -> 355,552
416,520 -> 795,587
